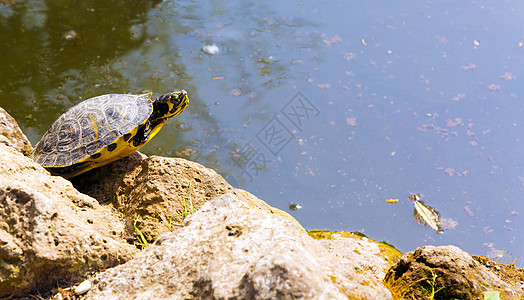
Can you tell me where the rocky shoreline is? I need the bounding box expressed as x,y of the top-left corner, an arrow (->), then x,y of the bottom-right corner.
1,107 -> 523,299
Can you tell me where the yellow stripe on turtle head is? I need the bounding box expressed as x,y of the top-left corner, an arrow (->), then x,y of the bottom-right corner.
166,90 -> 189,118
150,90 -> 189,125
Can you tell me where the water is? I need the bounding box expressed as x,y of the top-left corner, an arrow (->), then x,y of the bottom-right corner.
1,0 -> 522,259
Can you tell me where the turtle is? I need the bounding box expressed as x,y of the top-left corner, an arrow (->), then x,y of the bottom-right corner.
31,90 -> 189,178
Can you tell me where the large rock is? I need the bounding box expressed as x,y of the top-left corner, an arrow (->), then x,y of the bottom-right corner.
85,193 -> 395,299
0,107 -> 33,156
385,245 -> 524,299
0,143 -> 138,297
72,152 -> 235,244
72,152 -> 304,244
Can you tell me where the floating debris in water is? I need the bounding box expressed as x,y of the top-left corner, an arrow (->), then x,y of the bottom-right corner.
488,84 -> 501,91
230,88 -> 241,96
63,30 -> 78,41
439,217 -> 459,230
408,194 -> 443,233
345,117 -> 357,127
289,203 -> 302,211
413,199 -> 443,234
464,205 -> 474,217
202,44 -> 219,54
500,72 -> 515,81
461,63 -> 476,70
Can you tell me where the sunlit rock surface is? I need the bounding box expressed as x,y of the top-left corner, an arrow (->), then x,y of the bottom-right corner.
86,193 -> 395,299
0,143 -> 137,297
385,245 -> 524,299
71,151 -> 235,243
0,107 -> 33,156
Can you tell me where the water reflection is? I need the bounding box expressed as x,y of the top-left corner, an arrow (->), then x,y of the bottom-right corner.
1,1 -> 164,146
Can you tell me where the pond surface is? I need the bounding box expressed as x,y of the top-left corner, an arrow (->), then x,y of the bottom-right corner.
1,0 -> 523,260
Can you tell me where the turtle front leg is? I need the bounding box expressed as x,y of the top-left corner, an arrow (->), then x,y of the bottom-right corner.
132,120 -> 151,147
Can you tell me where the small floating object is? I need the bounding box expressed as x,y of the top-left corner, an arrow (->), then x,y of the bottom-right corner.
202,44 -> 219,54
386,198 -> 398,204
413,199 -> 443,234
63,30 -> 78,41
74,279 -> 92,295
230,88 -> 241,96
289,203 -> 302,211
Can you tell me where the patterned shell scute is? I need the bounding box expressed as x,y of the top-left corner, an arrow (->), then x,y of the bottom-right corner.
33,94 -> 152,167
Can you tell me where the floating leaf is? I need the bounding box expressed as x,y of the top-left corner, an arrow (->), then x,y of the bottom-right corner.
413,200 -> 443,233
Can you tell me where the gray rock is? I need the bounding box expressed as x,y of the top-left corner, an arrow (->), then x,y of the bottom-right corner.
86,193 -> 394,299
385,245 -> 524,299
0,144 -> 138,297
0,107 -> 33,156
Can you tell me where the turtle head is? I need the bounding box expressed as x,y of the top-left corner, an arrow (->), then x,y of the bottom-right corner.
152,90 -> 189,121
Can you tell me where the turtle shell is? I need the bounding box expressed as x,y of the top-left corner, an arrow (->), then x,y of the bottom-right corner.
32,93 -> 152,175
